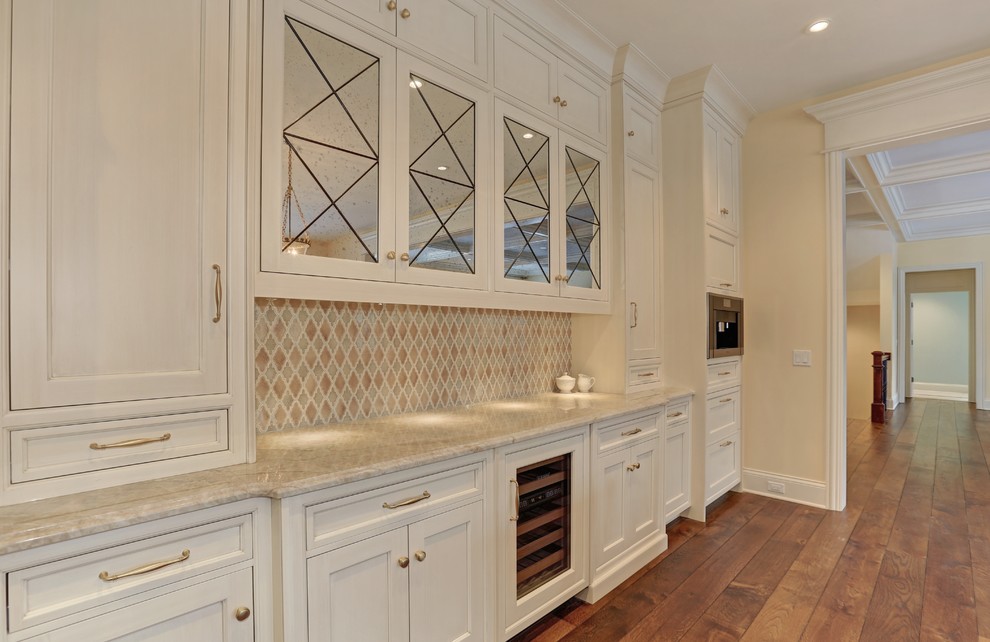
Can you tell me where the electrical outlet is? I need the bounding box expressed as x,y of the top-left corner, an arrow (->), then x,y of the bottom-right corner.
767,481 -> 786,494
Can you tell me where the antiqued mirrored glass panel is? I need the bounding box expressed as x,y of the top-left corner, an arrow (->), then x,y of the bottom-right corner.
281,17 -> 380,261
503,118 -> 551,283
564,146 -> 601,289
408,74 -> 476,273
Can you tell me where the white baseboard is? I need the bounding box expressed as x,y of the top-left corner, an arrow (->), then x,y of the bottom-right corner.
741,468 -> 827,508
911,381 -> 968,401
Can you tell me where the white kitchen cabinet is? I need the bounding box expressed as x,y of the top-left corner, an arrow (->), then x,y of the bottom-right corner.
494,101 -> 608,302
664,414 -> 691,523
703,112 -> 740,236
307,502 -> 485,642
497,429 -> 588,640
494,18 -> 608,144
623,92 -> 660,167
584,411 -> 664,603
625,158 -> 663,362
705,431 -> 741,505
280,453 -> 491,642
706,387 -> 741,446
0,499 -> 271,641
706,357 -> 741,392
317,0 -> 488,80
262,5 -> 490,290
705,224 -> 740,293
2,0 -> 251,504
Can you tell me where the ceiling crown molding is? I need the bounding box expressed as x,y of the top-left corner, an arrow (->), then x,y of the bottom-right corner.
663,65 -> 756,135
805,55 -> 990,152
612,44 -> 670,107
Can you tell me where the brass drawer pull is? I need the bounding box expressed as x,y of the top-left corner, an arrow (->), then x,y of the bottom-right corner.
621,427 -> 642,437
719,398 -> 733,403
90,433 -> 171,450
382,491 -> 430,510
719,282 -> 733,288
720,440 -> 733,447
630,301 -> 638,328
718,371 -> 732,376
99,549 -> 190,582
212,264 -> 222,323
667,411 -> 684,418
637,372 -> 655,378
626,462 -> 641,472
509,479 -> 520,521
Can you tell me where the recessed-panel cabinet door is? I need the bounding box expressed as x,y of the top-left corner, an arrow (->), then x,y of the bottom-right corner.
592,448 -> 628,570
626,439 -> 660,541
408,503 -> 485,642
9,0 -> 229,409
624,160 -> 662,360
28,569 -> 255,641
399,0 -> 488,81
556,61 -> 608,145
308,527 -> 410,642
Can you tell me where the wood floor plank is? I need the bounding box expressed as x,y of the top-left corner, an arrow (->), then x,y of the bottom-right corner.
681,505 -> 826,641
622,500 -> 797,641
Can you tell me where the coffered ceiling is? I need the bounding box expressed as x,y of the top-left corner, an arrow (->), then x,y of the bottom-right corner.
846,129 -> 990,242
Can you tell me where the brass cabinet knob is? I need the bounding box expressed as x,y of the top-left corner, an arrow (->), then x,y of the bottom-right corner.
720,208 -> 729,215
400,8 -> 410,18
400,252 -> 410,262
553,96 -> 561,103
387,0 -> 396,9
235,607 -> 251,622
387,250 -> 396,260
414,550 -> 426,562
398,556 -> 410,568
627,130 -> 635,137
626,462 -> 641,472
560,100 -> 568,107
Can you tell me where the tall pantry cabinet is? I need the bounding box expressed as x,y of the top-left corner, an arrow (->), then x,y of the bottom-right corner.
661,66 -> 752,520
0,0 -> 256,505
572,46 -> 667,394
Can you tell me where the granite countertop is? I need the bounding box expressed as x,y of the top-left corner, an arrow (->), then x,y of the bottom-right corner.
0,388 -> 692,555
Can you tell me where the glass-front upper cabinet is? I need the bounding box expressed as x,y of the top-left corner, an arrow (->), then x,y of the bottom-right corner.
395,55 -> 489,290
262,2 -> 487,290
494,101 -> 607,300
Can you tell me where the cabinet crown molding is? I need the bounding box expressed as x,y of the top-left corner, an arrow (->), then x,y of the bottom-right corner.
663,65 -> 755,135
612,44 -> 669,107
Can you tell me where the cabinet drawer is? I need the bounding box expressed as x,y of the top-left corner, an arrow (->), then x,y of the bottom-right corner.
307,461 -> 484,550
9,411 -> 228,483
597,412 -> 660,453
706,359 -> 741,392
7,513 -> 254,632
705,224 -> 739,293
706,388 -> 740,445
628,362 -> 661,388
664,400 -> 690,427
705,432 -> 741,504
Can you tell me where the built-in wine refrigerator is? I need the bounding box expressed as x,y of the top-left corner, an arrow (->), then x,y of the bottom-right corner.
499,431 -> 588,640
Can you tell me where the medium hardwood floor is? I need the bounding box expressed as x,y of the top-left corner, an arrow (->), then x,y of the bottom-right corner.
511,398 -> 990,641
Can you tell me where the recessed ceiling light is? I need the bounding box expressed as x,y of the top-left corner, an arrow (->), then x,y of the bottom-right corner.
437,165 -> 448,171
807,19 -> 830,33
410,79 -> 423,88
522,132 -> 534,139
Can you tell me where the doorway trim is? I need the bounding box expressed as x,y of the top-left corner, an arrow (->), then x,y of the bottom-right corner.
898,265 -> 984,408
807,55 -> 990,511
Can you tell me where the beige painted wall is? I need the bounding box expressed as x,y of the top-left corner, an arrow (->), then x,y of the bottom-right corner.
741,102 -> 827,481
846,306 -> 881,420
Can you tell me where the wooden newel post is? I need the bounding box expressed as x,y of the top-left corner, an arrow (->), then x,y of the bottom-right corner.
871,351 -> 891,424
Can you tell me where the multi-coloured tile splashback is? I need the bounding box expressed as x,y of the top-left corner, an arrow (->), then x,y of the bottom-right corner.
255,299 -> 571,432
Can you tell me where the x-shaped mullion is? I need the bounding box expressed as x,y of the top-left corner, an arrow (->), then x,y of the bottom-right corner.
565,218 -> 600,288
503,201 -> 551,282
408,173 -> 475,273
504,121 -> 550,210
285,17 -> 378,160
282,137 -> 380,261
410,79 -> 475,189
565,150 -> 600,225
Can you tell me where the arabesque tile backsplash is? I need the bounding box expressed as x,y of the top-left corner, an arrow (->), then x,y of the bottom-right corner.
254,299 -> 571,432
